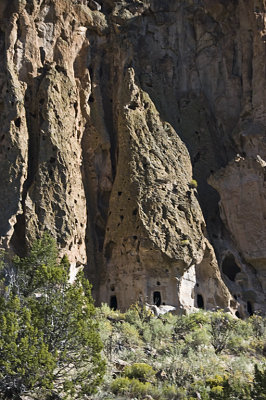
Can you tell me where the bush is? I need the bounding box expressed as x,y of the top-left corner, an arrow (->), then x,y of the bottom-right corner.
209,311 -> 235,354
252,364 -> 266,400
162,384 -> 181,399
193,374 -> 253,400
173,311 -> 209,341
249,314 -> 266,339
111,377 -> 152,398
189,179 -> 198,189
111,377 -> 131,394
124,363 -> 156,382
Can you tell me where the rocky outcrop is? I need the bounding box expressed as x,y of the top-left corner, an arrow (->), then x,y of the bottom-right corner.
0,0 -> 265,315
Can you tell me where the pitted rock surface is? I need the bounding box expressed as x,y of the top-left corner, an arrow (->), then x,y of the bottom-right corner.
0,0 -> 265,315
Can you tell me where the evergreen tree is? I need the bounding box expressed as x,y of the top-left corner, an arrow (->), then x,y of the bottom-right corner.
0,233 -> 105,399
252,364 -> 266,400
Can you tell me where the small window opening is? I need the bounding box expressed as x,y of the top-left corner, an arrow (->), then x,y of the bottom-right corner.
40,47 -> 45,64
153,291 -> 161,306
157,281 -> 161,286
197,294 -> 204,309
110,295 -> 117,310
247,301 -> 253,316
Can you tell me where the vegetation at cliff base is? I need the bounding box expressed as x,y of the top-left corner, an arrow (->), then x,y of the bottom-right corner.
93,304 -> 266,400
0,235 -> 265,400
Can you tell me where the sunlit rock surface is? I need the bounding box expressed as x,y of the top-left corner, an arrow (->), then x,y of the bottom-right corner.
0,0 -> 265,315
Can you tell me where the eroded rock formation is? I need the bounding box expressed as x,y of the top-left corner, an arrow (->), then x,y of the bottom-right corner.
0,0 -> 265,315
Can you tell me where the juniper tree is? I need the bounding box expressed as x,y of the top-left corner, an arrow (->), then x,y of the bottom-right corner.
0,233 -> 105,399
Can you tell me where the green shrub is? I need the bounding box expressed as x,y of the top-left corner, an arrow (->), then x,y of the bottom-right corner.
111,377 -> 153,398
173,311 -> 209,341
193,374 -> 253,400
121,321 -> 142,346
184,327 -> 209,350
189,179 -> 198,188
130,378 -> 153,397
124,363 -> 156,382
162,384 -> 180,399
209,311 -> 235,354
249,314 -> 266,339
252,364 -> 266,400
111,377 -> 131,394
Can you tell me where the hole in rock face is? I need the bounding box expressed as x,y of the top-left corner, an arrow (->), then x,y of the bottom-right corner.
247,301 -> 253,316
128,101 -> 138,110
110,295 -> 117,310
222,254 -> 241,281
40,47 -> 45,64
153,291 -> 161,307
15,118 -> 21,128
197,294 -> 204,309
235,311 -> 240,318
88,95 -> 95,103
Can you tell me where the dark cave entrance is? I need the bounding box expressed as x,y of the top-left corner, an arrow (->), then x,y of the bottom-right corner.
222,254 -> 241,281
153,291 -> 161,307
110,295 -> 117,310
197,294 -> 204,309
247,301 -> 253,316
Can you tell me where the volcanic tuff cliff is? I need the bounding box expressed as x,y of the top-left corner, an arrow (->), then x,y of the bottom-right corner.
0,0 -> 265,316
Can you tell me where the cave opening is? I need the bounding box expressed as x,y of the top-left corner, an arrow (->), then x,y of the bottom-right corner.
110,295 -> 117,310
197,294 -> 204,309
247,301 -> 253,316
153,291 -> 161,306
15,117 -> 21,128
222,254 -> 241,281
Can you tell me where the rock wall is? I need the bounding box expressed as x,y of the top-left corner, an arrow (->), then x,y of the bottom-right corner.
0,0 -> 265,315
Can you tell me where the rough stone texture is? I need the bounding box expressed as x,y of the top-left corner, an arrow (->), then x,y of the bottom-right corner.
0,0 -> 265,315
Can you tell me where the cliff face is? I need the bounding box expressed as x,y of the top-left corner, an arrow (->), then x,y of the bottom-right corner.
0,0 -> 265,316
